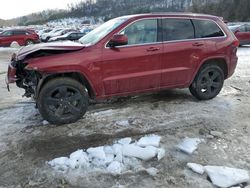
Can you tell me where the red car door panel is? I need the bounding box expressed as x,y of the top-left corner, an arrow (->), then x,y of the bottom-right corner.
160,18 -> 205,87
101,18 -> 163,96
102,44 -> 162,95
161,40 -> 205,87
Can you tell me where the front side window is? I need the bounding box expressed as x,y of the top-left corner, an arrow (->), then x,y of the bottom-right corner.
120,19 -> 158,45
162,18 -> 194,41
1,30 -> 13,36
193,19 -> 225,38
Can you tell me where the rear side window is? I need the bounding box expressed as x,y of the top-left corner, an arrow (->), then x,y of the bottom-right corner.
192,19 -> 225,38
70,33 -> 77,38
162,19 -> 194,41
13,30 -> 26,35
1,30 -> 13,36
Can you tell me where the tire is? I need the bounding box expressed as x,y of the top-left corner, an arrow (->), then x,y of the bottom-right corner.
26,39 -> 34,46
38,78 -> 89,125
45,37 -> 50,42
189,64 -> 224,100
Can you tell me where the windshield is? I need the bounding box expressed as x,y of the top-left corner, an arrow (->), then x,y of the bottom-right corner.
79,17 -> 129,46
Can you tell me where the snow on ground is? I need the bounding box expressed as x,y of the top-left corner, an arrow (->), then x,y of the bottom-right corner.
0,47 -> 18,52
0,47 -> 250,187
48,135 -> 165,175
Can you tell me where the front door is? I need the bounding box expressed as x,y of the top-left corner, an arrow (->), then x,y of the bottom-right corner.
0,30 -> 13,46
101,18 -> 163,96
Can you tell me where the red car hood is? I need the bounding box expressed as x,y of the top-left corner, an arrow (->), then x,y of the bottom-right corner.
16,41 -> 85,60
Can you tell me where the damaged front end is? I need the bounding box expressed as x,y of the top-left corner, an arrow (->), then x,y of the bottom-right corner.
6,41 -> 85,98
6,53 -> 42,98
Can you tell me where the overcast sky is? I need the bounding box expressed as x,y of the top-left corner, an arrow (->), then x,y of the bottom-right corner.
0,0 -> 82,20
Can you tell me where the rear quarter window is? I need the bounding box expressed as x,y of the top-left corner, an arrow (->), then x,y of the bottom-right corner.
162,18 -> 194,41
192,19 -> 225,38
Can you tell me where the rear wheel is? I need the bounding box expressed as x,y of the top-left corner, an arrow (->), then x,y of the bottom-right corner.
38,78 -> 89,125
189,64 -> 224,100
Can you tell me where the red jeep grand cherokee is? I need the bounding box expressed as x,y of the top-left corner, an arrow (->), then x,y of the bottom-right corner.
6,13 -> 239,125
0,29 -> 39,47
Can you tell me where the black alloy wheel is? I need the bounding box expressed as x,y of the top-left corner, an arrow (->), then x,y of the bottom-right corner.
189,65 -> 224,100
38,78 -> 89,125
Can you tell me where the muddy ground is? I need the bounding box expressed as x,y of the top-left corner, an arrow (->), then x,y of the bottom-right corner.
0,47 -> 249,188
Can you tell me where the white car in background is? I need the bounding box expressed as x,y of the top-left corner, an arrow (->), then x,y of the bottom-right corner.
37,28 -> 52,38
49,32 -> 84,42
41,28 -> 77,42
41,28 -> 64,42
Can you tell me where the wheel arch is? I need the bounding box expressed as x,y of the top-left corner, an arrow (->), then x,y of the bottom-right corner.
36,72 -> 96,99
191,57 -> 228,84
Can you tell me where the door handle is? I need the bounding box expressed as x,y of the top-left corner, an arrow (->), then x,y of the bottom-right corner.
192,42 -> 204,47
147,47 -> 160,52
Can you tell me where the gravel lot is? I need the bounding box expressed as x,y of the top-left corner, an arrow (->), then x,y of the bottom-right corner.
0,46 -> 249,188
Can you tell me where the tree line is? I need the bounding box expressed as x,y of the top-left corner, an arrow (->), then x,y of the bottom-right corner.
2,0 -> 249,26
191,0 -> 250,22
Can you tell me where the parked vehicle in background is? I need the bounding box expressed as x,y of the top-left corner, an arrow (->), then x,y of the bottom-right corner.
41,28 -> 77,42
41,28 -> 63,42
229,24 -> 250,45
37,28 -> 52,38
0,29 -> 39,47
49,32 -> 85,42
80,27 -> 93,35
6,13 -> 239,125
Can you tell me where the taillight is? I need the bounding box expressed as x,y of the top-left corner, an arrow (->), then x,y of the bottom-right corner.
232,40 -> 240,47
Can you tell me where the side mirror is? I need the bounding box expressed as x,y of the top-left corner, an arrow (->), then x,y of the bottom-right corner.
109,34 -> 128,47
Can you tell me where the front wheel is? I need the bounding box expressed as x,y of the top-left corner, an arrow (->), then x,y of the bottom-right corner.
38,78 -> 89,125
189,65 -> 224,100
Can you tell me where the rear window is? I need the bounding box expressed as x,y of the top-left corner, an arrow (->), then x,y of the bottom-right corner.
162,18 -> 194,41
192,19 -> 225,38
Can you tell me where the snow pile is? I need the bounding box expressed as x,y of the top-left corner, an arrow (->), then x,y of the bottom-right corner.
10,41 -> 20,48
205,166 -> 250,188
187,163 -> 250,188
177,138 -> 204,154
187,163 -> 205,175
48,135 -> 165,175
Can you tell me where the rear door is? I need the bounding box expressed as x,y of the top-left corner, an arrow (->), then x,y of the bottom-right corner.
13,30 -> 27,46
160,18 -> 206,87
101,18 -> 163,96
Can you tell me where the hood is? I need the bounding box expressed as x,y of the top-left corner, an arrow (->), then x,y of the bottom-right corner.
16,41 -> 85,61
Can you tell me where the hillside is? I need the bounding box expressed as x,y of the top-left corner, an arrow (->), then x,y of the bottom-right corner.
0,18 -> 17,27
1,0 -> 250,27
